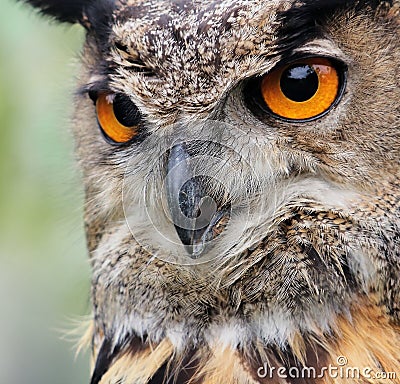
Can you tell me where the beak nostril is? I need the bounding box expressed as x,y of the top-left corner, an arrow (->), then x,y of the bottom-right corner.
166,143 -> 231,258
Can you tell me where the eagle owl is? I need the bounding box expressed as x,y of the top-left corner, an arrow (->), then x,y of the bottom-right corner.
22,0 -> 400,383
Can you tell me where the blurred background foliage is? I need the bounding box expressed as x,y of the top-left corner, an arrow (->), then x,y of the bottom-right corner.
0,1 -> 91,383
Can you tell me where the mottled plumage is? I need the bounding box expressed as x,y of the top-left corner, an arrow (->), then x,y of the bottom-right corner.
21,0 -> 400,383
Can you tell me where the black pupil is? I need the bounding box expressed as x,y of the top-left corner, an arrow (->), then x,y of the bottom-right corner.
113,94 -> 141,127
280,64 -> 319,102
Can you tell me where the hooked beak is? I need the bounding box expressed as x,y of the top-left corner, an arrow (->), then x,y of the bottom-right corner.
166,143 -> 230,258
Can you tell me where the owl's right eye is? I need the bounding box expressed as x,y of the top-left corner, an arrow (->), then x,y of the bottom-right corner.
95,93 -> 142,144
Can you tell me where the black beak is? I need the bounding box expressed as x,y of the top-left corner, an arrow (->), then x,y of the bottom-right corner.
166,143 -> 230,258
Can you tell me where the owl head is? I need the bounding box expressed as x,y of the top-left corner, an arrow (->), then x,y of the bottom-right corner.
21,0 -> 400,383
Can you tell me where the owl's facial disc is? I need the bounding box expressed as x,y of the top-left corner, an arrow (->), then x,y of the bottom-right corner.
166,143 -> 231,258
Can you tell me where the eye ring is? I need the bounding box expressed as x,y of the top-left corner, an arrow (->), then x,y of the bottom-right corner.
245,57 -> 346,122
95,92 -> 142,144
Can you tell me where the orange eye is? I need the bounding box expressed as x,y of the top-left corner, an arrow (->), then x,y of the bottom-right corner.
260,58 -> 342,120
96,93 -> 141,144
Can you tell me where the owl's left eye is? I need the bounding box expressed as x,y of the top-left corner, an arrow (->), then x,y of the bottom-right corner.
245,57 -> 345,121
95,93 -> 142,144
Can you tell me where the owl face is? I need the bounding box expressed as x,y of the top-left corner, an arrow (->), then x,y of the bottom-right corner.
24,0 -> 400,361
70,0 -> 400,350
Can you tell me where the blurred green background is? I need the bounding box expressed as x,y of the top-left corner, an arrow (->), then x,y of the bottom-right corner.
0,1 -> 91,383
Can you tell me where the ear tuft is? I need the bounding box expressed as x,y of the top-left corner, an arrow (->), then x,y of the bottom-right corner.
20,0 -> 96,24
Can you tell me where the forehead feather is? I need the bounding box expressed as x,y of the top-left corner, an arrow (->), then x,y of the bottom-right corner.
105,0 -> 289,113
